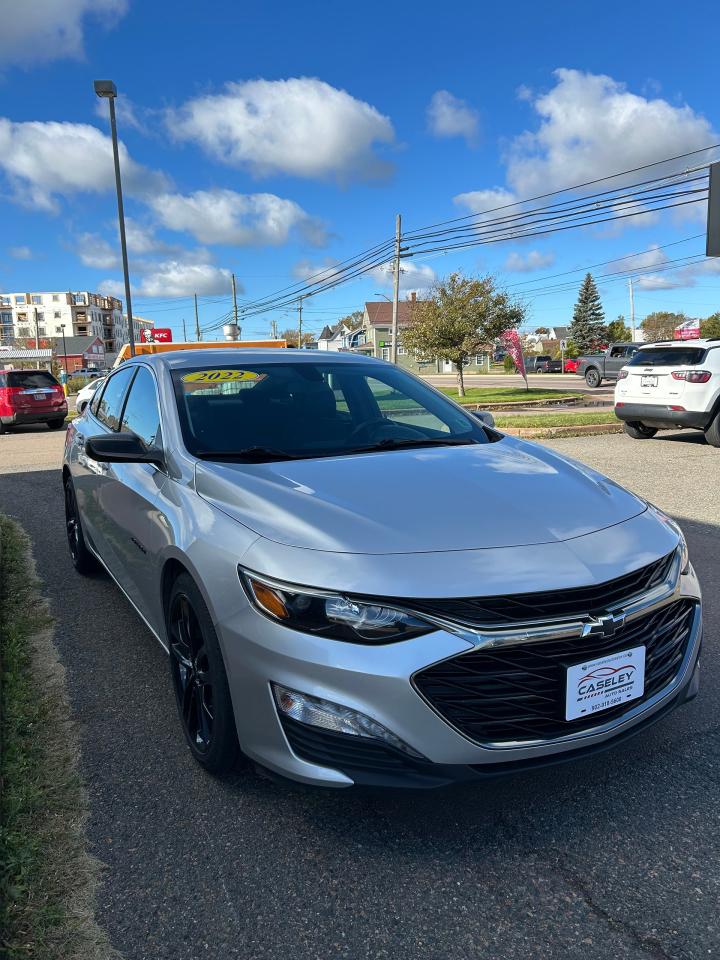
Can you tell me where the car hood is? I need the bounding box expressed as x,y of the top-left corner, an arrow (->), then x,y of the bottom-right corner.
195,436 -> 646,554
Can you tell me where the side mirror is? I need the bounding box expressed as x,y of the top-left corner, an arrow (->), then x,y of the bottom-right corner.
85,433 -> 164,468
472,410 -> 496,428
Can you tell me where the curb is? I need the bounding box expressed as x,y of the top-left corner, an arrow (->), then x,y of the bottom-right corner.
462,396 -> 584,411
500,421 -> 623,439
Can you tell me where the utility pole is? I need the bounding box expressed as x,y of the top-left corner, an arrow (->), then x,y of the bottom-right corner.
297,296 -> 304,349
628,278 -> 636,340
231,273 -> 240,331
194,294 -> 201,342
182,318 -> 187,342
391,213 -> 402,364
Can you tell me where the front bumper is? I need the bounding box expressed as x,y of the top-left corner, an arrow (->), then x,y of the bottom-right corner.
219,561 -> 703,789
614,402 -> 709,430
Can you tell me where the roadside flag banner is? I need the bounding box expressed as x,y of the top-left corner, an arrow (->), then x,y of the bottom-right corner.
501,329 -> 529,388
673,319 -> 701,340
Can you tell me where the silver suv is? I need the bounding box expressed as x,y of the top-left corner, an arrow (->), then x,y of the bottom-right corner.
62,349 -> 702,788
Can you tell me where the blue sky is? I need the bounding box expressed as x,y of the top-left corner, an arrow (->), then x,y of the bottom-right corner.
1,0 -> 719,341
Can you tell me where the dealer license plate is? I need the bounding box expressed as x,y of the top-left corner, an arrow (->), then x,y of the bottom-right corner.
641,375 -> 658,388
565,646 -> 646,721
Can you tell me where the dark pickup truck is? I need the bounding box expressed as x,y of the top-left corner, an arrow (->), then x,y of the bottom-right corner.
576,343 -> 641,387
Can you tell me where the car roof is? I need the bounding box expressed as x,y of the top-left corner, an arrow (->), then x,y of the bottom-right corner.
637,339 -> 718,349
121,348 -> 386,370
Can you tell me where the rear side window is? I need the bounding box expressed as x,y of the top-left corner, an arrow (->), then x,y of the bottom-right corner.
629,347 -> 707,367
95,367 -> 134,430
120,367 -> 161,448
7,371 -> 58,388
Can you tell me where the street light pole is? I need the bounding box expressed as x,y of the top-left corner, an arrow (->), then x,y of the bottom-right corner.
60,323 -> 68,393
94,80 -> 136,358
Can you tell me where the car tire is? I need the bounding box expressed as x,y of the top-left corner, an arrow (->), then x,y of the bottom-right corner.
0,420 -> 7,435
64,477 -> 99,574
704,411 -> 720,447
167,572 -> 241,776
585,369 -> 602,388
623,421 -> 658,440
47,418 -> 66,430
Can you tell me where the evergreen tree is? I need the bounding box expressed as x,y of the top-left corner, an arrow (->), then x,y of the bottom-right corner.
569,273 -> 607,351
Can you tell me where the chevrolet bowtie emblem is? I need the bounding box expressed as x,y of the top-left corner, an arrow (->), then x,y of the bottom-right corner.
581,611 -> 626,639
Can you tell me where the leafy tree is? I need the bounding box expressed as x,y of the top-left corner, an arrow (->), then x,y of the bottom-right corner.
534,326 -> 550,335
607,314 -> 633,342
641,311 -> 686,342
340,310 -> 364,331
503,354 -> 515,373
280,328 -> 315,348
701,312 -> 720,339
569,273 -> 607,351
401,272 -> 525,396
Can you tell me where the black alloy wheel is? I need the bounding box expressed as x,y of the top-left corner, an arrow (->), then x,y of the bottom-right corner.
167,573 -> 240,775
64,478 -> 98,574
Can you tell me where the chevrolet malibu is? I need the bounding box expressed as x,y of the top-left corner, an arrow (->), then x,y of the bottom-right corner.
62,350 -> 702,788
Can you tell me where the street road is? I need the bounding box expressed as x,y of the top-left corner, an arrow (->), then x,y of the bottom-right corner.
0,427 -> 718,959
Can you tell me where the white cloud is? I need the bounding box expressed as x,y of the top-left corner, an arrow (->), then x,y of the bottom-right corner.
607,244 -> 667,273
506,69 -> 717,197
8,245 -> 32,260
504,249 -> 555,272
292,258 -> 340,282
0,118 -> 168,212
148,189 -> 326,247
453,187 -> 517,217
76,233 -> 119,270
94,95 -> 151,135
635,257 -> 720,290
426,91 -> 479,145
167,77 -> 395,181
0,0 -> 127,68
370,260 -> 436,293
99,254 -> 233,298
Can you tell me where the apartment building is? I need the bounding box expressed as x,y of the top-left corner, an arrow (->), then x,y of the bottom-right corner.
0,290 -> 154,360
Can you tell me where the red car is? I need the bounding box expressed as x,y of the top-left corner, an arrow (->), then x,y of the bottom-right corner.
0,369 -> 68,433
562,358 -> 578,374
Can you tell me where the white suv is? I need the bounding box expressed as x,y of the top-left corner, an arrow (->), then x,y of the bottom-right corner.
615,339 -> 720,445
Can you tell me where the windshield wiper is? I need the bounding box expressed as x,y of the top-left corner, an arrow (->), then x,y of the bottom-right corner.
195,446 -> 302,462
347,437 -> 479,454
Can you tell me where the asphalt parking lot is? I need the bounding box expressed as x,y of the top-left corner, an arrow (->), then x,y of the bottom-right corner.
1,426 -> 718,959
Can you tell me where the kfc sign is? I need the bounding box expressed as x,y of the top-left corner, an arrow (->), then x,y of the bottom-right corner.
141,328 -> 173,343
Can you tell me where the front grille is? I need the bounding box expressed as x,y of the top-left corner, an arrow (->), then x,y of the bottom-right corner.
413,599 -> 696,744
401,551 -> 675,627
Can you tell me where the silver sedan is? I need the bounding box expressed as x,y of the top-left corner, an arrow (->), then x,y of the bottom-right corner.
62,349 -> 702,788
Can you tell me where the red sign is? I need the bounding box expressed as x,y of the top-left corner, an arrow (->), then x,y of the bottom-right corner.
501,329 -> 528,385
673,321 -> 700,340
141,328 -> 173,343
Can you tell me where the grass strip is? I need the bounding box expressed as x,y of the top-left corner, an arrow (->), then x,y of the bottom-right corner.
439,387 -> 584,404
495,411 -> 618,428
0,515 -> 117,960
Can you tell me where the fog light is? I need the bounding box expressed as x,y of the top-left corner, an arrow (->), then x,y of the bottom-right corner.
272,683 -> 424,758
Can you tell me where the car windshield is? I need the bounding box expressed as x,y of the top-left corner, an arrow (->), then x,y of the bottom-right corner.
628,347 -> 707,367
172,360 -> 492,461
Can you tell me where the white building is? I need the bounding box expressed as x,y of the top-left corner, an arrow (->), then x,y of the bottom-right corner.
0,290 -> 154,360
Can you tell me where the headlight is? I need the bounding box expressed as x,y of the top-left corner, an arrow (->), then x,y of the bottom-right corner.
647,503 -> 689,574
239,569 -> 434,644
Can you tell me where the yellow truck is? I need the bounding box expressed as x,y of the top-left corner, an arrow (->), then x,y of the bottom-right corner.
113,339 -> 288,366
